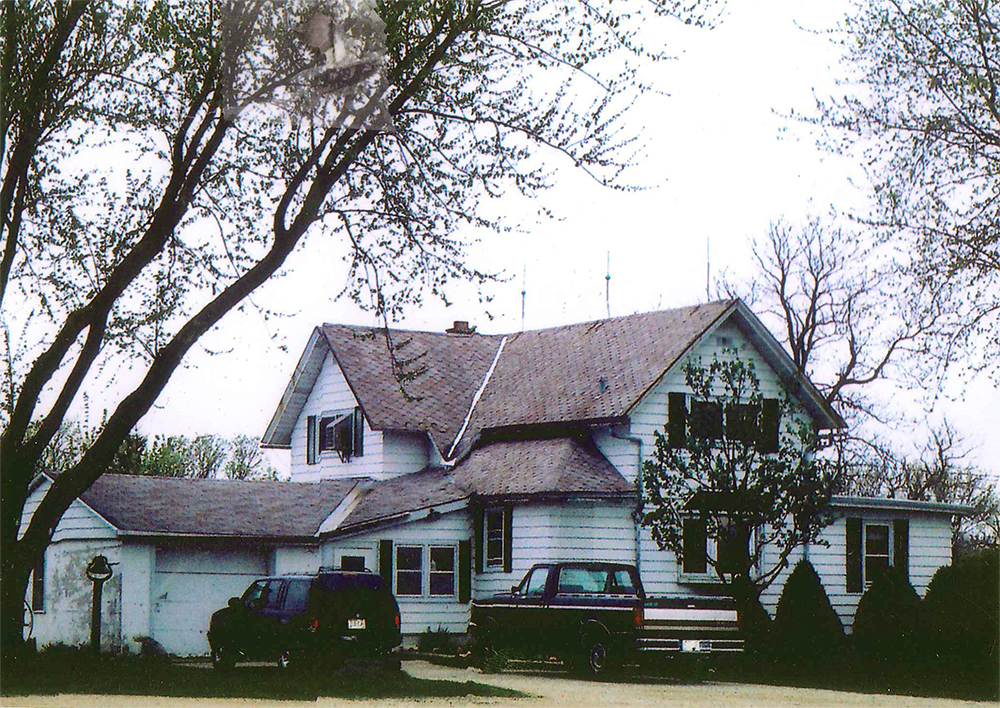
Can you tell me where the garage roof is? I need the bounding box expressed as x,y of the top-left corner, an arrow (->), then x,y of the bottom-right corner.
72,474 -> 357,539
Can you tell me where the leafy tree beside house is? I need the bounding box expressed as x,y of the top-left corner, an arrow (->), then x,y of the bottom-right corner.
642,352 -> 839,639
1,0 -> 720,655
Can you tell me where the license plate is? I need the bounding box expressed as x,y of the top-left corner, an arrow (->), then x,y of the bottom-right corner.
347,618 -> 366,630
682,639 -> 710,653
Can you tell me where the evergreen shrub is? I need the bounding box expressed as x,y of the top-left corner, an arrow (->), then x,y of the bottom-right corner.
922,547 -> 999,694
851,565 -> 921,669
773,560 -> 844,671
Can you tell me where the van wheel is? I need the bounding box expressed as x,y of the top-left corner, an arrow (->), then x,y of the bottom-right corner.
212,645 -> 236,671
277,649 -> 300,671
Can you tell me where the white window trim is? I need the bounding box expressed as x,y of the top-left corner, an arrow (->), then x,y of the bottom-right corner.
393,544 -> 458,599
484,507 -> 504,570
317,408 -> 354,458
862,520 -> 894,588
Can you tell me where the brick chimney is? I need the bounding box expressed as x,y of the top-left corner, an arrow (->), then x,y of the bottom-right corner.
445,320 -> 475,335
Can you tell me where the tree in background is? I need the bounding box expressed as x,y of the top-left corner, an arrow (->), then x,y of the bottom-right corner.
1,0 -> 721,652
225,434 -> 277,480
721,219 -> 999,552
187,434 -> 228,479
641,352 -> 839,636
817,0 -> 1000,373
838,422 -> 999,553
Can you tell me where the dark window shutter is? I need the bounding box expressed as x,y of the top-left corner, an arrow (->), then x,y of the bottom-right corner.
682,517 -> 707,574
757,399 -> 779,453
353,407 -> 365,457
306,415 -> 317,465
458,540 -> 472,603
893,519 -> 909,580
846,517 -> 863,593
379,539 -> 393,588
474,507 -> 484,573
502,505 -> 514,574
668,392 -> 687,448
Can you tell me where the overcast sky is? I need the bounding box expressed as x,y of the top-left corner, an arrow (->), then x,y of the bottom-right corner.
123,1 -> 998,479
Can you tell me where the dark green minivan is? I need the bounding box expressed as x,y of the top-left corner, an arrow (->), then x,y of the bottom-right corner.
207,568 -> 402,671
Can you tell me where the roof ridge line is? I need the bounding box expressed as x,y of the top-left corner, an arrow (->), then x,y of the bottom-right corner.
446,335 -> 508,460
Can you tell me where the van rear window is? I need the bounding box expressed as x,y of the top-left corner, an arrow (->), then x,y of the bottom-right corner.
317,573 -> 384,593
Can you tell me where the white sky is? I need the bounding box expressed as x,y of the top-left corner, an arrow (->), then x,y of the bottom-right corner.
126,1 -> 998,478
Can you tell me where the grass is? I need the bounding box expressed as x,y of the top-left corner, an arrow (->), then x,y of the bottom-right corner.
1,645 -> 526,702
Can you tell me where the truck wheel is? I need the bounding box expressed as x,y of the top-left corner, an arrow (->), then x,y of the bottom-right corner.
579,634 -> 613,677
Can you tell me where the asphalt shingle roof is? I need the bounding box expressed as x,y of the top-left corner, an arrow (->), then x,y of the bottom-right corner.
333,436 -> 631,533
452,437 -> 632,498
320,301 -> 733,459
321,324 -> 502,454
77,474 -> 356,538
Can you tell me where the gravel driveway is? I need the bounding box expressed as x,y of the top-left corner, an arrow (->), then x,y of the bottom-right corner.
3,660 -> 986,708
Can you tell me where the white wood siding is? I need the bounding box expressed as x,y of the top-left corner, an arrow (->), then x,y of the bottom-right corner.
475,500 -> 637,598
290,354 -> 431,481
19,478 -> 117,543
758,512 -> 954,631
30,539 -> 124,651
626,319 -> 796,596
273,546 -> 321,575
322,510 -> 472,636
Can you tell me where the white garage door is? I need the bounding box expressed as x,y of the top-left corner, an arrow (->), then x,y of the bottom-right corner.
151,546 -> 269,656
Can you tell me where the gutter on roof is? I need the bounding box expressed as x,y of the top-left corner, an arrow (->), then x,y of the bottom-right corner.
830,495 -> 971,515
446,335 -> 507,461
116,530 -> 321,542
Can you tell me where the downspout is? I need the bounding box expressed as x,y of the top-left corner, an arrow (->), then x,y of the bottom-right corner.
611,428 -> 643,573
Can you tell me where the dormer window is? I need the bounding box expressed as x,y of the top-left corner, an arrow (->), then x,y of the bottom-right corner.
306,407 -> 365,464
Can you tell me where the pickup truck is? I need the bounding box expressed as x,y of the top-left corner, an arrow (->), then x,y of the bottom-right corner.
470,562 -> 742,676
470,562 -> 645,675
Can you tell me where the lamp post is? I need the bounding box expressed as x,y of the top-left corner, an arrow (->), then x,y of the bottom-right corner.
85,555 -> 113,654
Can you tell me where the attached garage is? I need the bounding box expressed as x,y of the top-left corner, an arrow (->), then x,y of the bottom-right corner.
151,546 -> 269,656
23,473 -> 358,656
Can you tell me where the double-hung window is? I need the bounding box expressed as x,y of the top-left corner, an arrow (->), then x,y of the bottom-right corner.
395,545 -> 457,597
485,509 -> 504,568
429,547 -> 456,596
395,546 -> 423,596
864,524 -> 890,584
846,518 -> 910,593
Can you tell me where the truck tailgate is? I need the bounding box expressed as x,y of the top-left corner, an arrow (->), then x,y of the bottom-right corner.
638,596 -> 743,653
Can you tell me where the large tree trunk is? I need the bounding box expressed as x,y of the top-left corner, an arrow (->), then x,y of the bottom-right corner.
0,537 -> 36,661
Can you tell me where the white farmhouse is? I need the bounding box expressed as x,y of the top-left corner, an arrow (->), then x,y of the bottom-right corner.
22,299 -> 965,656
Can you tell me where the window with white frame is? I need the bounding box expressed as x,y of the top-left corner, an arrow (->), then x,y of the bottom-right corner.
485,509 -> 504,568
394,545 -> 457,597
864,523 -> 891,585
429,546 -> 455,596
306,407 -> 365,464
395,546 -> 422,596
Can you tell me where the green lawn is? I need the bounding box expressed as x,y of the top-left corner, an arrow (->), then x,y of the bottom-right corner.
1,648 -> 526,702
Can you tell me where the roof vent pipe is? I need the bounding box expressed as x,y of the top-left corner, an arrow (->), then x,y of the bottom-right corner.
446,321 -> 475,335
